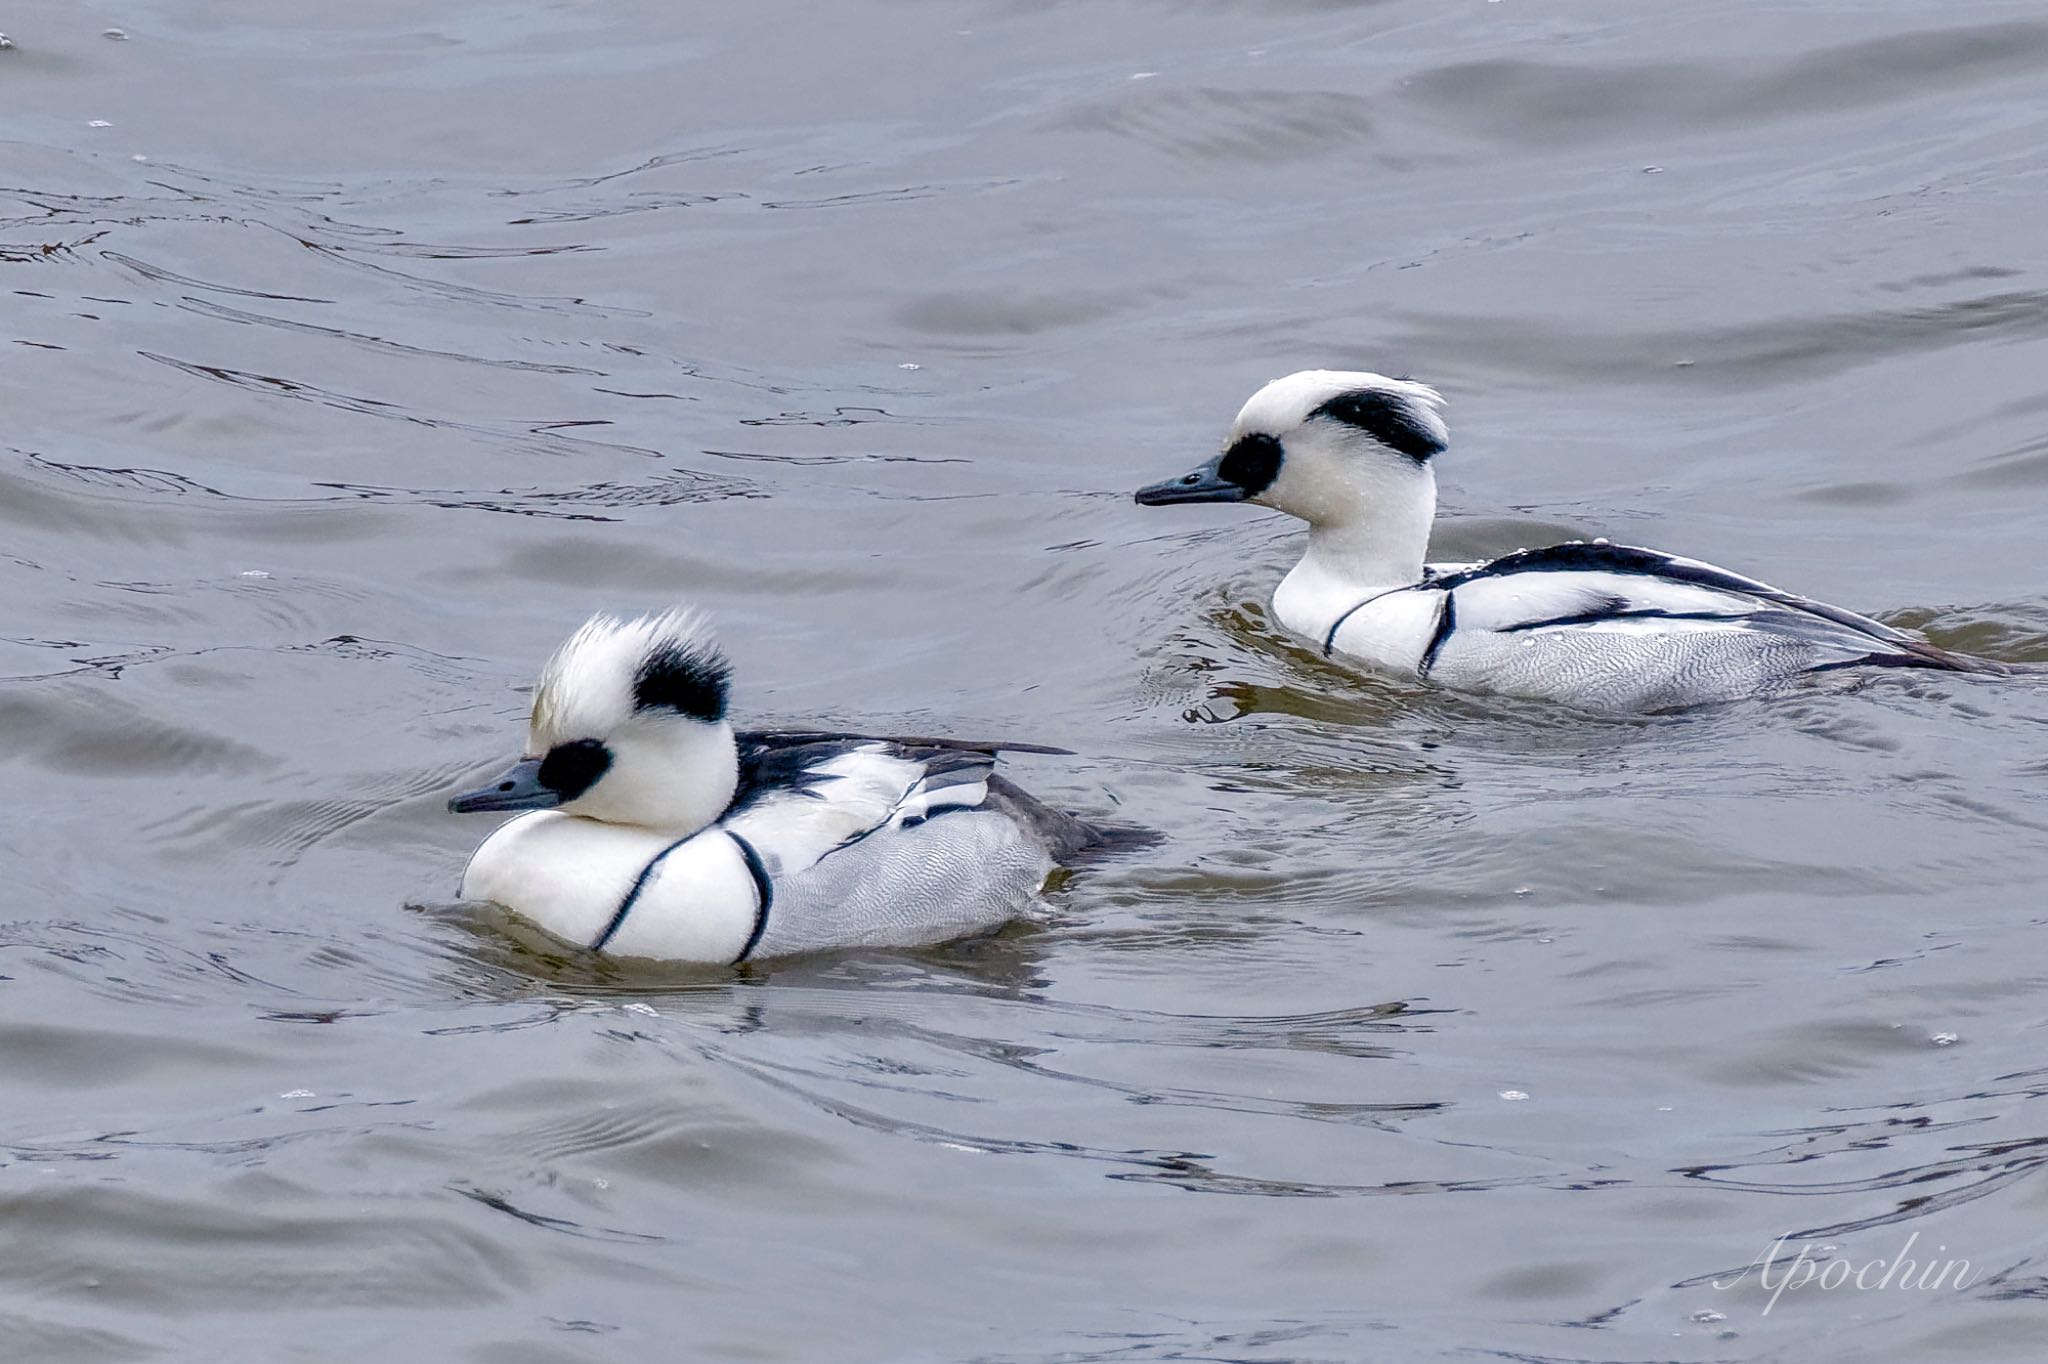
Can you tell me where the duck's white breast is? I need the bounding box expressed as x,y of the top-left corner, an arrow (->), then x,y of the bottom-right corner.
601,832 -> 758,962
1318,588 -> 1442,676
459,812 -> 759,962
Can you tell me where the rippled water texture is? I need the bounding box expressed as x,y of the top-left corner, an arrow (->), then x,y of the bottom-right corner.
6,1 -> 2048,1359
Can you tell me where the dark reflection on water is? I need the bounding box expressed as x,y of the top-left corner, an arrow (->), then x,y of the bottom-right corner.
5,0 -> 2048,1359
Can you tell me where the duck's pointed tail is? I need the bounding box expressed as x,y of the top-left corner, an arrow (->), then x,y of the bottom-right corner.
984,776 -> 1159,865
1826,638 -> 2048,677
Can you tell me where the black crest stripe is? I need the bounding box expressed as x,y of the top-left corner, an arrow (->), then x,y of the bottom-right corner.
591,833 -> 697,953
728,832 -> 774,963
1308,389 -> 1445,462
633,639 -> 732,721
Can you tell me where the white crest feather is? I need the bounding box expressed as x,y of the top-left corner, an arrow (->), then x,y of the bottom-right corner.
531,607 -> 726,750
1233,369 -> 1448,451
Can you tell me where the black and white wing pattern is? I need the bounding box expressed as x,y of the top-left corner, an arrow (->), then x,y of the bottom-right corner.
1390,542 -> 2013,709
720,731 -> 1093,958
1426,543 -> 1996,675
724,731 -> 1052,876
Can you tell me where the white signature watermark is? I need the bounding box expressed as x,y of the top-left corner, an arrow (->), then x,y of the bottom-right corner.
1714,1232 -> 1976,1314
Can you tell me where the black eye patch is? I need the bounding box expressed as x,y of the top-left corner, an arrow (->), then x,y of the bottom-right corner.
1216,432 -> 1284,496
538,738 -> 612,801
1308,389 -> 1445,462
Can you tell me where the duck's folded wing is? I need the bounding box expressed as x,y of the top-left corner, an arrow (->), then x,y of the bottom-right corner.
737,728 -> 1069,756
725,734 -> 999,875
1436,543 -> 1988,670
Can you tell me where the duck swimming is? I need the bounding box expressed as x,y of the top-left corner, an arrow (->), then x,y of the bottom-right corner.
1136,369 -> 2015,712
448,608 -> 1130,962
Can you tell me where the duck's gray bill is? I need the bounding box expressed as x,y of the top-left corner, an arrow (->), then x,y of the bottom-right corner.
1134,455 -> 1248,506
448,757 -> 561,814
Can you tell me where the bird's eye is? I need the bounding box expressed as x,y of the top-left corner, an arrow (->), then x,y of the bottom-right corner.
1216,432 -> 1284,496
537,738 -> 612,801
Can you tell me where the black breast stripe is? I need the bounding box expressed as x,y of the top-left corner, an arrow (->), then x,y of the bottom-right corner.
591,833 -> 696,953
1321,584 -> 1423,657
1418,593 -> 1457,678
729,831 -> 774,964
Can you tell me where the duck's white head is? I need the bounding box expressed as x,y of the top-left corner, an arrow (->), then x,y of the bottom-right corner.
449,608 -> 740,834
1135,371 -> 1447,573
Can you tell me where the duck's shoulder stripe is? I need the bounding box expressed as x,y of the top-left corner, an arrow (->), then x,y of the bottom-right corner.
728,831 -> 773,963
1417,592 -> 1458,677
1321,582 -> 1442,657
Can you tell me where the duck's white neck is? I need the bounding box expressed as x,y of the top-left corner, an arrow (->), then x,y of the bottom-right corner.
1271,463 -> 1436,631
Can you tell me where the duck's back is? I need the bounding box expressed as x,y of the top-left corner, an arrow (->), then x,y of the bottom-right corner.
1320,543 -> 2002,711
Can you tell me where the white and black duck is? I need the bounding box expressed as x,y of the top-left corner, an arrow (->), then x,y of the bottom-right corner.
448,608 -> 1135,963
1136,369 -> 2019,712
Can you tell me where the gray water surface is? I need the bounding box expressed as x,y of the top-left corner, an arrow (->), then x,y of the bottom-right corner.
6,1 -> 2048,1360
